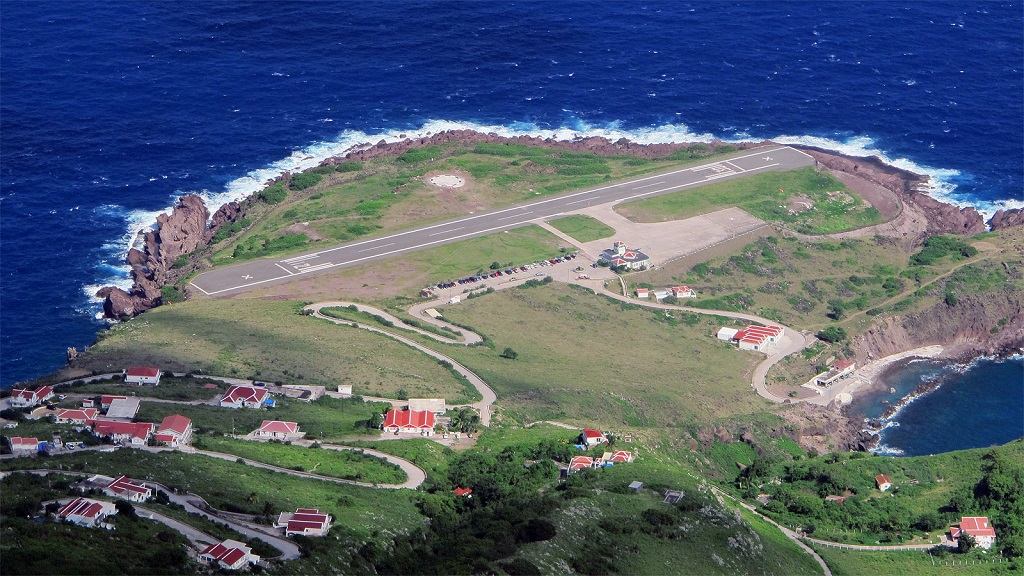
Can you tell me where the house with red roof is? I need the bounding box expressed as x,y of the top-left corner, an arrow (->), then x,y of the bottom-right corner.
728,324 -> 785,352
382,409 -> 435,435
875,474 -> 893,492
275,508 -> 332,537
602,450 -> 635,464
454,487 -> 474,498
568,456 -> 596,472
103,475 -> 152,503
92,419 -> 154,445
125,366 -> 161,385
8,436 -> 40,454
254,420 -> 300,439
220,385 -> 269,409
155,414 -> 192,447
9,386 -> 54,408
951,517 -> 997,549
671,285 -> 697,299
635,288 -> 650,299
599,241 -> 651,271
55,408 -> 98,425
57,497 -> 118,528
199,540 -> 260,570
100,395 -> 128,410
580,428 -> 608,448
816,359 -> 857,387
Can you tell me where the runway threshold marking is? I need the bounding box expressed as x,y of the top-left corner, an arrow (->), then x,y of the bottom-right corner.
274,263 -> 297,275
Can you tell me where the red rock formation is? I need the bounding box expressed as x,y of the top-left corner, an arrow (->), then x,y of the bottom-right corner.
987,208 -> 1024,231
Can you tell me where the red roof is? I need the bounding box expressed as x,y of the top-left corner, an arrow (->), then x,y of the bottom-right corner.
12,386 -> 53,402
609,450 -> 633,463
158,414 -> 191,435
9,437 -> 39,449
57,408 -> 98,422
383,409 -> 435,429
223,385 -> 268,404
569,456 -> 594,470
955,517 -> 997,538
833,359 -> 855,370
201,542 -> 229,558
154,433 -> 177,444
59,497 -> 105,520
219,547 -> 246,567
258,420 -> 298,434
454,487 -> 473,496
126,366 -> 160,378
583,428 -> 604,438
875,474 -> 892,485
101,395 -> 128,405
107,475 -> 150,495
93,419 -> 153,440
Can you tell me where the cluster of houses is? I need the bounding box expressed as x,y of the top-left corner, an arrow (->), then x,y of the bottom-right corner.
599,241 -> 651,271
565,428 -> 635,474
9,385 -> 55,408
717,324 -> 785,352
7,409 -> 193,455
635,285 -> 697,301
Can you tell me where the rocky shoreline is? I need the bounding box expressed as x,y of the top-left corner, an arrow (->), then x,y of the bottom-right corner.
94,130 -> 1023,320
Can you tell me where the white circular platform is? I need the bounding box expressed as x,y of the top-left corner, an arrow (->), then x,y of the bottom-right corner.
429,174 -> 465,188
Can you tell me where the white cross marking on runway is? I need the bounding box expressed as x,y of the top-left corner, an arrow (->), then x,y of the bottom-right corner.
763,156 -> 772,161
242,275 -> 253,279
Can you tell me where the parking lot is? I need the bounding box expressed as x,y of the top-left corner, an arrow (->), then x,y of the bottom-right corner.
421,251 -> 592,298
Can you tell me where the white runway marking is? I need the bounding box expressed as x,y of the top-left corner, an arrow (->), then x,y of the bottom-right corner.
283,253 -> 320,263
498,211 -> 532,221
359,242 -> 394,252
429,227 -> 464,237
274,263 -> 296,275
631,180 -> 665,190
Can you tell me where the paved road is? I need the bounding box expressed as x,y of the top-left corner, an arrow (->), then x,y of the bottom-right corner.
191,146 -> 813,296
307,302 -> 497,426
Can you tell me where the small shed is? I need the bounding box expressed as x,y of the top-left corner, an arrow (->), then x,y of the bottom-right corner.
663,490 -> 685,504
716,327 -> 739,341
628,481 -> 643,493
424,308 -> 442,319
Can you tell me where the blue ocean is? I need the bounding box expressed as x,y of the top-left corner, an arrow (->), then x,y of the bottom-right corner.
850,356 -> 1024,456
2,3 -> 1022,453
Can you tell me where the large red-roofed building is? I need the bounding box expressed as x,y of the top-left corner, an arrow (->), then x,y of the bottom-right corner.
200,539 -> 260,570
92,419 -> 153,445
951,517 -> 997,549
155,414 -> 193,447
55,408 -> 98,425
382,409 -> 435,435
731,325 -> 784,351
220,385 -> 269,409
275,508 -> 332,536
125,366 -> 161,385
10,386 -> 54,408
103,475 -> 152,502
57,497 -> 118,528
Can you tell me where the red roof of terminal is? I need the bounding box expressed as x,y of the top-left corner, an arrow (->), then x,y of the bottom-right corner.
383,409 -> 435,429
126,366 -> 160,377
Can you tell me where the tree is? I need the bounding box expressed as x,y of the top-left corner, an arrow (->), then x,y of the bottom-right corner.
114,499 -> 137,519
817,326 -> 847,343
500,347 -> 518,360
957,533 -> 976,554
489,262 -> 502,270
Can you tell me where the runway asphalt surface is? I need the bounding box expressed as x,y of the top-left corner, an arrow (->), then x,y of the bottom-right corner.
190,145 -> 814,296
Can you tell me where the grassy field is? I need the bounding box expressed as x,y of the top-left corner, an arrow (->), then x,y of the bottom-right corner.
208,141 -> 743,265
195,436 -> 406,485
428,282 -> 766,427
66,374 -> 227,402
547,214 -> 617,242
339,438 -> 453,482
616,167 -> 885,234
68,299 -> 468,400
134,395 -> 389,440
811,545 -> 1013,576
242,223 -> 571,304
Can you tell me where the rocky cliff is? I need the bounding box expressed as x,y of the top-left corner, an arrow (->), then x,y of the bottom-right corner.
988,208 -> 1024,231
99,194 -> 210,319
851,288 -> 1024,364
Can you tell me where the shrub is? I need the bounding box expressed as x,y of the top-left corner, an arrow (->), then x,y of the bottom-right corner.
289,172 -> 323,191
258,184 -> 287,204
817,326 -> 847,343
500,347 -> 518,360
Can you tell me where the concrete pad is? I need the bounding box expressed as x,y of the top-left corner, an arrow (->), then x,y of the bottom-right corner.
564,205 -> 767,268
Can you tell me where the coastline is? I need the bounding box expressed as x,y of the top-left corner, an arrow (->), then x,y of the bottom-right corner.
829,345 -> 945,405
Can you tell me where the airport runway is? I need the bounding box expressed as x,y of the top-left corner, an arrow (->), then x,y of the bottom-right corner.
190,145 -> 814,296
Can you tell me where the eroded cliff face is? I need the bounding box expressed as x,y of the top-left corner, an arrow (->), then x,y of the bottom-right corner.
100,194 -> 210,319
850,289 -> 1024,364
988,208 -> 1024,231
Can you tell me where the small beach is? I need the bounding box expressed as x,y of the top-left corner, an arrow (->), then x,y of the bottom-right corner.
807,345 -> 945,406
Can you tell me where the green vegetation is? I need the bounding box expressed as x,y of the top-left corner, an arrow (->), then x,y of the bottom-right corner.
434,283 -> 763,426
68,374 -> 226,402
811,545 -> 1014,576
195,436 -> 406,485
135,395 -> 390,441
910,235 -> 979,266
74,299 -> 470,400
258,183 -> 287,204
735,440 -> 1024,553
289,172 -> 323,191
617,167 -> 885,234
547,214 -> 617,242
